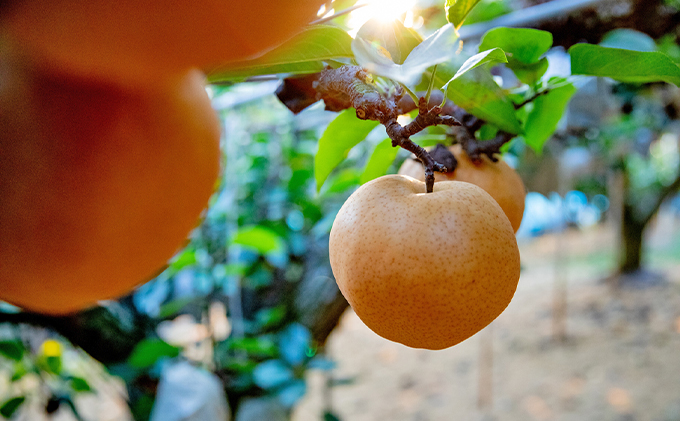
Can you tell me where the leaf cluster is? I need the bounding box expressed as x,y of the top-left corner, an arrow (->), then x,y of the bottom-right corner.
0,337 -> 93,420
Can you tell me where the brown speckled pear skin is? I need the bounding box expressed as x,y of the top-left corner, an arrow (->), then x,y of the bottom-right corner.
329,175 -> 520,350
399,144 -> 526,232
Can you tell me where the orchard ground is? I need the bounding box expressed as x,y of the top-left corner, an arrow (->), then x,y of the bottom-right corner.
294,208 -> 680,421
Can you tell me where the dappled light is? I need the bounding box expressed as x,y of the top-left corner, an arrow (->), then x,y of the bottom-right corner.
346,0 -> 420,31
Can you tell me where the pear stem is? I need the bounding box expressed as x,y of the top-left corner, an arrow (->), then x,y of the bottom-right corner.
311,65 -> 514,191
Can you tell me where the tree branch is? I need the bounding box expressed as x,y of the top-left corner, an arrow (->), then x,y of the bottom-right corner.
640,170 -> 680,226
514,89 -> 551,110
314,66 -> 468,192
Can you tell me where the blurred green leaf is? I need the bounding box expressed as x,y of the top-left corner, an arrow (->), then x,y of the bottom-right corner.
315,109 -> 380,191
223,360 -> 257,374
299,201 -> 323,224
9,364 -> 26,382
0,397 -> 24,419
0,341 -> 24,362
355,19 -> 421,64
479,27 -> 553,64
326,0 -> 360,26
511,57 -> 549,85
255,306 -> 286,330
208,26 -> 354,82
128,339 -> 179,369
43,356 -> 62,375
324,168 -> 361,194
324,412 -> 342,421
600,29 -> 656,52
570,44 -> 680,86
158,297 -> 197,319
131,394 -> 155,421
69,377 -> 92,393
168,249 -> 197,272
446,0 -> 483,28
477,124 -> 499,140
223,263 -> 249,277
657,34 -> 680,63
232,226 -> 284,255
360,138 -> 400,185
61,397 -> 85,421
227,337 -> 278,357
412,135 -> 448,147
462,0 -> 511,25
523,81 -> 577,153
353,24 -> 458,86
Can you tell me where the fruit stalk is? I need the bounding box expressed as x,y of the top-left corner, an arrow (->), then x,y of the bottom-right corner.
310,66 -> 518,190
314,66 -> 466,192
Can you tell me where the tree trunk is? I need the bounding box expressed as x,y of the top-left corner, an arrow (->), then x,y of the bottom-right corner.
619,202 -> 645,274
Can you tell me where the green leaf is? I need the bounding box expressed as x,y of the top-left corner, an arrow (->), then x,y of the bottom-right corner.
63,398 -> 86,421
232,226 -> 284,255
0,341 -> 24,362
523,81 -> 577,153
360,138 -> 400,185
510,57 -> 549,85
69,377 -> 92,393
600,29 -> 656,52
412,135 -> 448,147
0,397 -> 24,419
43,356 -> 61,375
478,124 -> 499,140
657,34 -> 680,63
435,60 -> 522,133
227,337 -> 277,357
443,48 -> 507,86
315,109 -> 380,191
207,26 -> 354,82
462,0 -> 512,25
352,24 -> 459,86
446,0 -> 483,28
479,27 -> 553,64
324,168 -> 361,194
222,360 -> 257,374
324,412 -> 342,421
158,297 -> 196,319
131,394 -> 154,421
255,306 -> 286,329
478,27 -> 551,84
128,339 -> 180,369
168,248 -> 196,272
355,19 -> 422,64
10,365 -> 26,382
569,44 -> 680,86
